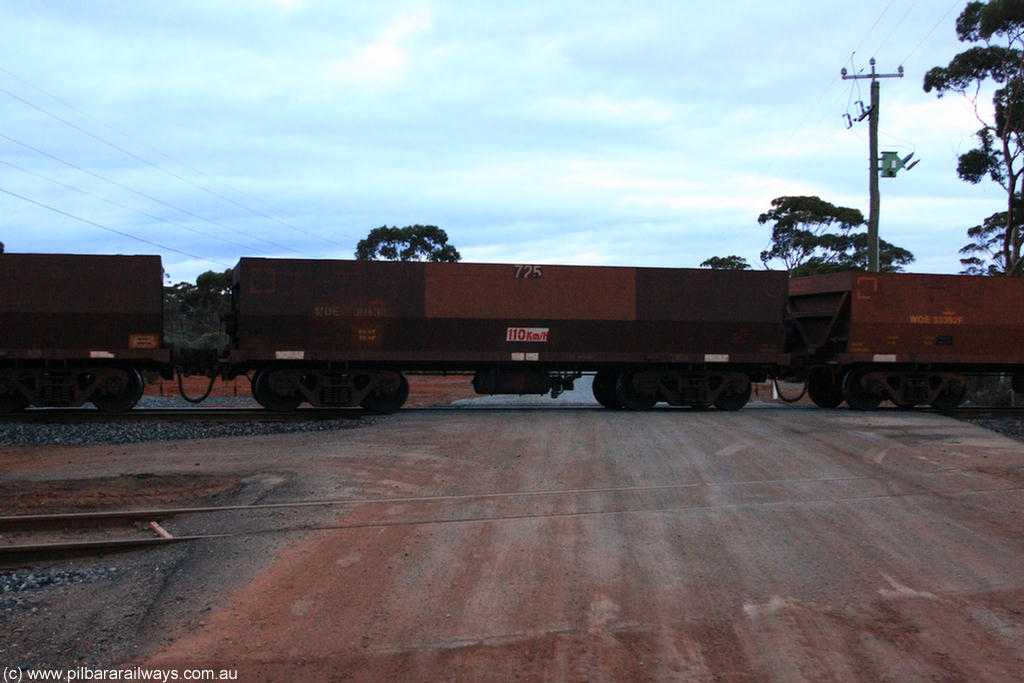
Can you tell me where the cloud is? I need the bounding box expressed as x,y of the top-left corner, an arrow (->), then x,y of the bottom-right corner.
0,2 -> 994,281
546,94 -> 682,126
324,7 -> 432,85
884,96 -> 989,144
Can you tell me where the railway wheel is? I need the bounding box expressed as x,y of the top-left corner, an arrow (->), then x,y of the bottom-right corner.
930,379 -> 966,409
592,370 -> 623,409
616,371 -> 657,411
713,378 -> 751,411
842,368 -> 882,411
92,369 -> 144,412
807,369 -> 844,408
360,372 -> 409,414
252,368 -> 302,411
0,386 -> 28,412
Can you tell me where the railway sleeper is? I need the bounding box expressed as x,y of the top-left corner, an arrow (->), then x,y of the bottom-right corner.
0,366 -> 144,412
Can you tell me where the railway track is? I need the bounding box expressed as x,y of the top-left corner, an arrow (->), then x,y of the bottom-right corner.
3,468 -> 1002,566
0,407 -> 367,424
0,508 -> 213,565
3,403 -> 1022,424
3,479 -> 842,565
0,404 -> 612,425
933,405 -> 1024,419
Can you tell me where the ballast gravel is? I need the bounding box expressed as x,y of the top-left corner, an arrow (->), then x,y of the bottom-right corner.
3,388 -> 1023,446
0,397 -> 372,447
1,568 -> 126,613
0,418 -> 370,447
967,416 -> 1024,441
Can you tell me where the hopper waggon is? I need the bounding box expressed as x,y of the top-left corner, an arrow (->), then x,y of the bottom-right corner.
2,251 -> 1023,413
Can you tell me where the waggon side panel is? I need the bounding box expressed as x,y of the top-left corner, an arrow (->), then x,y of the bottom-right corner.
0,253 -> 168,362
635,268 -> 789,362
231,259 -> 424,357
230,258 -> 788,367
424,263 -> 636,320
790,271 -> 1024,366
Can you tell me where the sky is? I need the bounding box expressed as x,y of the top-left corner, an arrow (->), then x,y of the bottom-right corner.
0,0 -> 1005,283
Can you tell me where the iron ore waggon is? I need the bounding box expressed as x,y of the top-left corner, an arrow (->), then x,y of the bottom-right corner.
0,253 -> 170,411
5,251 -> 1024,415
225,258 -> 790,412
786,271 -> 1024,409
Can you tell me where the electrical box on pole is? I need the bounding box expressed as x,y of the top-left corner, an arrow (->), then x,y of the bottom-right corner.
880,151 -> 918,178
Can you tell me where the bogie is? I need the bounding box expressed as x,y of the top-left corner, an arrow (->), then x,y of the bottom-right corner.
0,367 -> 145,412
610,369 -> 753,411
837,367 -> 967,410
250,366 -> 411,412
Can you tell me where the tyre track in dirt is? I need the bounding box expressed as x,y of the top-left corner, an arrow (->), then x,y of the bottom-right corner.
130,406 -> 1024,682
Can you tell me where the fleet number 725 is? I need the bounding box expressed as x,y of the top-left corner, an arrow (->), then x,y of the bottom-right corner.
513,264 -> 543,279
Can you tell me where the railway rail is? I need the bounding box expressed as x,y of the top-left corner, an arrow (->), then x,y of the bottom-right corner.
932,405 -> 1024,419
3,464 -> 1015,566
0,507 -> 213,565
2,403 -> 1022,425
4,480 -> 856,564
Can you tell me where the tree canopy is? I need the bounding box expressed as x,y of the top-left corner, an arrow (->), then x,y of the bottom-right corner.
755,195 -> 913,277
355,225 -> 461,262
699,255 -> 751,270
923,0 -> 1024,275
960,205 -> 1024,275
163,268 -> 232,349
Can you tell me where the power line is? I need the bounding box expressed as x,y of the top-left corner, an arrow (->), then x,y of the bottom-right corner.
0,185 -> 230,267
761,3 -> 908,180
0,75 -> 347,248
852,0 -> 897,56
872,0 -> 920,57
0,132 -> 312,257
900,0 -> 961,66
0,158 -> 267,253
848,54 -> 866,112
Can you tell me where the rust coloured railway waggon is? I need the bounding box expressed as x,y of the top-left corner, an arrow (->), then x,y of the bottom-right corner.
226,258 -> 789,412
786,271 -> 1024,409
0,253 -> 170,411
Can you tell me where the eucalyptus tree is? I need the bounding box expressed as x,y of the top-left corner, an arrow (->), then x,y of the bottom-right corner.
699,255 -> 752,270
355,225 -> 461,262
924,0 -> 1024,275
756,195 -> 913,276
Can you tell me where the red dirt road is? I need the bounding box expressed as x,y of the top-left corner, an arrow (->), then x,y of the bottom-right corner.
128,405 -> 1024,682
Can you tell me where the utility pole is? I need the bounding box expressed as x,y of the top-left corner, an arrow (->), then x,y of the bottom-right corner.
841,58 -> 903,272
